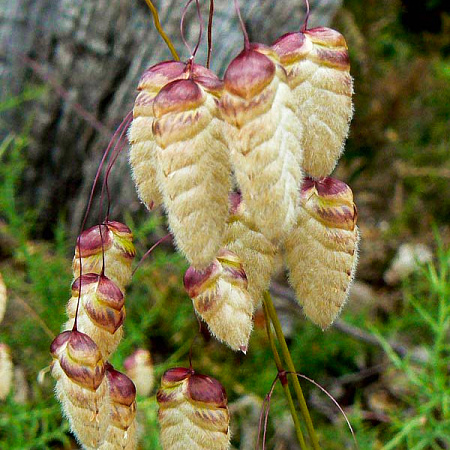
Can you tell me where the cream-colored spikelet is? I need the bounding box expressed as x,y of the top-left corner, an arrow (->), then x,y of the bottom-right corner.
0,343 -> 13,400
0,272 -> 6,324
184,249 -> 253,352
64,274 -> 125,360
153,71 -> 231,268
157,367 -> 230,450
219,43 -> 303,243
99,364 -> 137,450
73,221 -> 135,292
284,177 -> 359,329
50,330 -> 110,449
124,349 -> 154,397
272,27 -> 353,178
129,61 -> 191,210
223,192 -> 278,308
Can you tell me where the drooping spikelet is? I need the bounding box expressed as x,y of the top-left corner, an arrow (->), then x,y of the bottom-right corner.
129,61 -> 191,210
184,249 -> 253,352
219,43 -> 303,243
64,274 -> 125,360
272,27 -> 353,178
157,367 -> 230,450
124,348 -> 154,397
50,330 -> 110,449
153,70 -> 231,268
284,177 -> 359,329
223,192 -> 278,308
99,364 -> 137,450
0,272 -> 6,324
0,343 -> 13,400
73,221 -> 135,292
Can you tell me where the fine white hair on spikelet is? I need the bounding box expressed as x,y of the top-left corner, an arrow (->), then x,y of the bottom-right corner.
157,368 -> 230,450
50,330 -> 111,449
219,43 -> 304,244
153,72 -> 231,269
72,221 -> 135,293
223,192 -> 278,309
184,249 -> 253,353
284,177 -> 359,329
98,364 -> 137,450
273,27 -> 353,178
128,61 -> 190,211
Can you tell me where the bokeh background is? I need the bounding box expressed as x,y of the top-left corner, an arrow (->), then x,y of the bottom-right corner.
1,0 -> 449,448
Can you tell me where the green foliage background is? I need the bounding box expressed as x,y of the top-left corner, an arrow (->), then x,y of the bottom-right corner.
1,0 -> 449,449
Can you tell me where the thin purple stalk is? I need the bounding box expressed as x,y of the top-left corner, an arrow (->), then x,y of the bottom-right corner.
206,0 -> 214,68
301,0 -> 311,32
132,234 -> 172,277
233,0 -> 250,49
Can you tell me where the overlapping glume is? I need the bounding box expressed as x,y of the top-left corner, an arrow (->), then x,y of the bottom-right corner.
129,61 -> 217,210
99,364 -> 137,450
152,67 -> 231,268
0,343 -> 12,401
284,177 -> 359,329
224,192 -> 278,308
64,274 -> 125,360
272,27 -> 353,178
73,221 -> 135,293
157,367 -> 230,450
184,249 -> 253,352
50,330 -> 110,449
219,43 -> 303,243
124,348 -> 154,397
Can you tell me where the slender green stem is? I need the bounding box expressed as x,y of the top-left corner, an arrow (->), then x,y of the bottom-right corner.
262,301 -> 308,450
263,291 -> 321,450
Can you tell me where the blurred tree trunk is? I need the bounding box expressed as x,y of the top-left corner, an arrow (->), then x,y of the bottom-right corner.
0,0 -> 342,237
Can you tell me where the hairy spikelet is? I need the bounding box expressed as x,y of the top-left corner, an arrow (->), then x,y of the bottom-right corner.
0,343 -> 13,400
219,44 -> 303,243
273,27 -> 353,178
157,368 -> 230,450
73,221 -> 135,292
124,349 -> 154,397
50,330 -> 110,449
64,274 -> 125,360
223,193 -> 278,308
184,249 -> 253,352
153,73 -> 231,268
284,178 -> 359,329
129,61 -> 190,210
99,364 -> 137,450
0,272 -> 6,324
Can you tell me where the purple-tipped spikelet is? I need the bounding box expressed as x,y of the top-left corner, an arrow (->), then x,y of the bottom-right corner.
129,61 -> 192,210
224,192 -> 278,308
124,349 -> 154,397
284,177 -> 359,329
50,330 -> 110,448
0,343 -> 12,400
219,43 -> 303,243
272,27 -> 353,178
73,221 -> 135,292
157,367 -> 230,450
153,68 -> 231,269
65,274 -> 125,359
99,364 -> 137,450
184,249 -> 253,352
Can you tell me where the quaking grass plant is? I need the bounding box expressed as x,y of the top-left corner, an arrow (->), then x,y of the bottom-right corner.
49,0 -> 359,448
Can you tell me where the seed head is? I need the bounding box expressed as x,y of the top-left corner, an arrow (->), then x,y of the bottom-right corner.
124,349 -> 154,397
284,177 -> 359,329
0,343 -> 13,400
